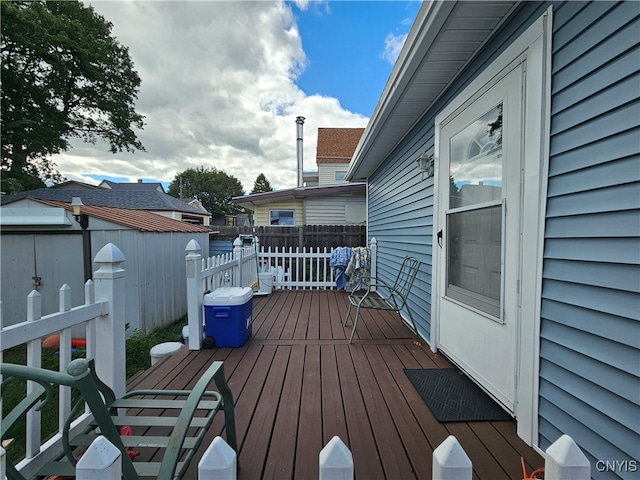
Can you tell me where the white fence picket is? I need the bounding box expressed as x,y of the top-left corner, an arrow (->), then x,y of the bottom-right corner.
432,435 -> 472,480
319,436 -> 353,480
76,436 -> 122,480
545,434 -> 591,479
25,290 -> 42,460
198,436 -> 237,479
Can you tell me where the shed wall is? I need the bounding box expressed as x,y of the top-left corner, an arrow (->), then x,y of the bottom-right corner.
90,230 -> 209,334
0,233 -> 84,326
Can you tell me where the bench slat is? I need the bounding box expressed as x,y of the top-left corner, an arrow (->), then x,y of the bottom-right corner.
72,434 -> 199,449
111,398 -> 221,410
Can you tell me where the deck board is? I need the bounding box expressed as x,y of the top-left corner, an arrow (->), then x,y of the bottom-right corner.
137,290 -> 542,479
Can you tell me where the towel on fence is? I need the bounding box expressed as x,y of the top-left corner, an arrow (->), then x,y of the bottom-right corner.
345,247 -> 370,291
330,246 -> 353,290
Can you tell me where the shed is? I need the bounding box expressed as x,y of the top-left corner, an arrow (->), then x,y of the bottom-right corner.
1,198 -> 210,335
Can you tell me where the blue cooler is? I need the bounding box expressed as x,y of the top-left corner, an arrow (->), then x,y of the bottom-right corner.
203,287 -> 253,347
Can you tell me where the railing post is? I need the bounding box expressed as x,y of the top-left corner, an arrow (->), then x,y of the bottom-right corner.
198,436 -> 237,479
369,237 -> 377,292
186,239 -> 203,350
26,290 -> 42,459
1,446 -> 6,479
432,435 -> 472,480
76,436 -> 122,480
233,237 -> 243,287
254,236 -> 261,288
319,436 -> 353,480
84,280 -> 97,361
93,243 -> 126,398
545,434 -> 590,480
58,284 -> 72,430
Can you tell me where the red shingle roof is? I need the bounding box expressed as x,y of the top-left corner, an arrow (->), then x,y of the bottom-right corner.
37,200 -> 210,233
316,128 -> 365,164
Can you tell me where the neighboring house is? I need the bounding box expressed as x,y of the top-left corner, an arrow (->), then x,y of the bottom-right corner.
2,186 -> 212,226
0,197 -> 210,335
315,128 -> 364,185
347,1 -> 639,475
99,179 -> 165,192
234,127 -> 366,226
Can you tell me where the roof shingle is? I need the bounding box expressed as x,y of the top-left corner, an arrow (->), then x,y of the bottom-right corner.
316,128 -> 365,164
1,188 -> 209,216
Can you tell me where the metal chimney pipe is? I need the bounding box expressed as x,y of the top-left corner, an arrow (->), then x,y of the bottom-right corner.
296,116 -> 305,188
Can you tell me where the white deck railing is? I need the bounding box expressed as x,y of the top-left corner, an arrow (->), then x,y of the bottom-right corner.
185,237 -> 378,350
185,238 -> 259,350
0,243 -> 127,479
46,432 -> 591,480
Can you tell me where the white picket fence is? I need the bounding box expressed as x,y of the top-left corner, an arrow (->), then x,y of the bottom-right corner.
6,432 -> 591,480
185,237 -> 378,350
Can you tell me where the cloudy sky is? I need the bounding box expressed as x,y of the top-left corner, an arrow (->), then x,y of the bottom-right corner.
57,1 -> 420,193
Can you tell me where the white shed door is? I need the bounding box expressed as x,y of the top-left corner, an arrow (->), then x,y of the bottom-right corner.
436,64 -> 523,412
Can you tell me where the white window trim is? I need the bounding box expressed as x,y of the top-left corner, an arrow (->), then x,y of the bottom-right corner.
269,209 -> 296,226
431,8 -> 552,450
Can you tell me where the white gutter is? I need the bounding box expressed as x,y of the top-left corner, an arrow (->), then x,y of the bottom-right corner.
346,0 -> 456,181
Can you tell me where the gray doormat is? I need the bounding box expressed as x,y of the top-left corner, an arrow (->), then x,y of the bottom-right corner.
404,368 -> 512,423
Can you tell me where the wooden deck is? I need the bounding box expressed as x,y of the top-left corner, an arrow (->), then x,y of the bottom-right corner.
128,290 -> 543,479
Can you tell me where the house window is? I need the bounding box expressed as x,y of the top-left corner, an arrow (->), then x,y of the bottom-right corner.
335,171 -> 347,181
270,210 -> 295,226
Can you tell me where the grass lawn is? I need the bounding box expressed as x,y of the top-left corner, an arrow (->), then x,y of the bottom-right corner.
1,317 -> 186,464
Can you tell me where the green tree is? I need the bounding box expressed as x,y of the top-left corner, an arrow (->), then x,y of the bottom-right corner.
1,1 -> 145,193
168,167 -> 244,217
251,173 -> 273,194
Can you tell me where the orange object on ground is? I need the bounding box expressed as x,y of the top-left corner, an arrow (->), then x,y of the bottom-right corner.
521,457 -> 545,479
42,334 -> 86,349
121,425 -> 140,460
47,427 -> 140,479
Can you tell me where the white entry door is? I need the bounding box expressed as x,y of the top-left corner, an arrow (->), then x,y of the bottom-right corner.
436,64 -> 523,412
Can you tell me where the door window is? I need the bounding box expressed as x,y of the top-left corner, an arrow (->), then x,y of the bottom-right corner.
446,104 -> 504,319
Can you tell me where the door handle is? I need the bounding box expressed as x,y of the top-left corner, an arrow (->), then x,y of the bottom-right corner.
437,229 -> 443,248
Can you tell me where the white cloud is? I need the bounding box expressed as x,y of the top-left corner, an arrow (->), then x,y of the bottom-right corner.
56,1 -> 367,193
380,33 -> 407,65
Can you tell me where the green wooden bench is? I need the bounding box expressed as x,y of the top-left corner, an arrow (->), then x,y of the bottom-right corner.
343,256 -> 421,343
1,358 -> 236,479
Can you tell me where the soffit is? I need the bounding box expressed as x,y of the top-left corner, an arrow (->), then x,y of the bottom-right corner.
347,1 -> 518,181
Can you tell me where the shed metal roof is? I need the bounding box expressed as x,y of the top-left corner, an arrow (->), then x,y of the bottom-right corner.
36,199 -> 211,233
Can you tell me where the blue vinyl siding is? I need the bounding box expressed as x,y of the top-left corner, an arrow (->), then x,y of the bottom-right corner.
540,1 -> 640,476
365,0 -> 638,472
368,128 -> 435,341
365,0 -> 548,344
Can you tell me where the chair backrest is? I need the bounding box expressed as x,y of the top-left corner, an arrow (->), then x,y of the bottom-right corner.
391,256 -> 421,304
